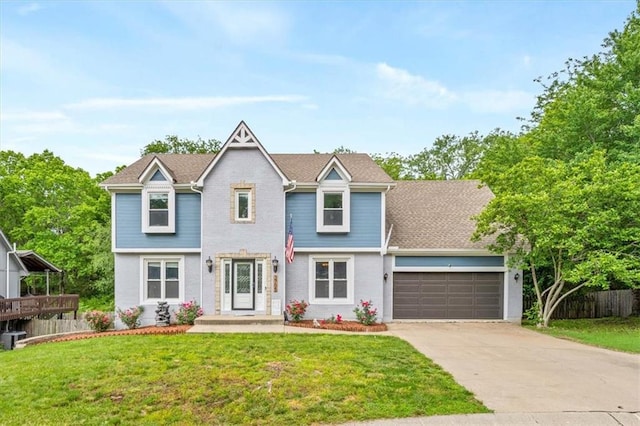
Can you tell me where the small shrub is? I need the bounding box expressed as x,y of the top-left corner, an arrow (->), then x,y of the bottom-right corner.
285,299 -> 309,322
321,314 -> 343,325
175,300 -> 204,325
116,306 -> 145,329
84,310 -> 114,332
353,300 -> 378,325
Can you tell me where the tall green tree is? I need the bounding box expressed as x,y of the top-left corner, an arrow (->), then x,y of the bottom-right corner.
524,6 -> 639,163
141,135 -> 222,155
473,6 -> 640,325
0,150 -> 112,295
408,130 -> 513,180
474,152 -> 640,327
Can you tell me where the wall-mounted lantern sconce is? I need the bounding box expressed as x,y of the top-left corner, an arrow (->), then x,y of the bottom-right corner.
383,272 -> 388,283
272,257 -> 279,274
205,256 -> 213,273
514,273 -> 520,282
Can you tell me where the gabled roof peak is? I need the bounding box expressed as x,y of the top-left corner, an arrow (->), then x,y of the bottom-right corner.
227,121 -> 258,148
316,154 -> 352,182
138,156 -> 177,184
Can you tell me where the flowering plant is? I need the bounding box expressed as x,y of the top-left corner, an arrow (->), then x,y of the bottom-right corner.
321,314 -> 343,325
84,310 -> 114,332
353,300 -> 378,325
285,299 -> 309,322
116,306 -> 145,329
175,300 -> 204,325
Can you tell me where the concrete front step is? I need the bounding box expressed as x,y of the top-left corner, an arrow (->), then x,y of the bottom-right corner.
194,315 -> 284,326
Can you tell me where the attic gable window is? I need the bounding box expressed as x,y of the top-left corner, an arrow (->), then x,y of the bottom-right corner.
142,184 -> 175,233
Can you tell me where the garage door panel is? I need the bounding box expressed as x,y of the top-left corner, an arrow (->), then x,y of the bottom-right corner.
394,272 -> 503,319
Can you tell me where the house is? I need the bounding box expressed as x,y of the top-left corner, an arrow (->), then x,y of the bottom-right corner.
100,122 -> 522,328
1,230 -> 77,334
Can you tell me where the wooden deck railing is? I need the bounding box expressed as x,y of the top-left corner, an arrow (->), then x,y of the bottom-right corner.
0,295 -> 79,322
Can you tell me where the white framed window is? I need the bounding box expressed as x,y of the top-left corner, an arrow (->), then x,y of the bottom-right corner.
141,256 -> 184,303
309,255 -> 354,304
230,183 -> 255,224
235,190 -> 252,221
316,186 -> 350,233
142,186 -> 175,233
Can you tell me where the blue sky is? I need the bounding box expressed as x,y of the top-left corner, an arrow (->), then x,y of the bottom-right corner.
0,1 -> 636,176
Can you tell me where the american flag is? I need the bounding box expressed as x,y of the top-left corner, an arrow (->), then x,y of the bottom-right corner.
285,216 -> 294,263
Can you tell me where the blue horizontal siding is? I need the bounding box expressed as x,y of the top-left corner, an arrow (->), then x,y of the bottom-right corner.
115,193 -> 201,249
286,192 -> 381,248
395,256 -> 504,267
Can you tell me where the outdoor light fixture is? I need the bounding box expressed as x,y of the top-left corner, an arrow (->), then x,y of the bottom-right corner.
205,256 -> 213,273
514,273 -> 520,281
272,257 -> 279,274
383,272 -> 388,282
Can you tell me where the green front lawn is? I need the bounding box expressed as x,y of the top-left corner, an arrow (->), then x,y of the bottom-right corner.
0,334 -> 488,425
526,317 -> 640,353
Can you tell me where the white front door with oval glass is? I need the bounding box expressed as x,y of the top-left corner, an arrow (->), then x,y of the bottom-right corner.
233,261 -> 254,310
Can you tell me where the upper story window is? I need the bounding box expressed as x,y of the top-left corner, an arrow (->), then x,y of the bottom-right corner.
316,185 -> 350,233
142,184 -> 176,233
231,183 -> 255,224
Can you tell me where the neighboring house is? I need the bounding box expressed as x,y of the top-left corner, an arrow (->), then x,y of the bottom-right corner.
101,122 -> 522,328
0,230 -> 62,299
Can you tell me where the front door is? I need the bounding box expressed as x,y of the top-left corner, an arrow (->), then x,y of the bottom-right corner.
233,261 -> 254,310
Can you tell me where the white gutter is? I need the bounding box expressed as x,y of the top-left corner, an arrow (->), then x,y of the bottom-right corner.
6,243 -> 16,298
190,181 -> 205,307
281,181 -> 297,316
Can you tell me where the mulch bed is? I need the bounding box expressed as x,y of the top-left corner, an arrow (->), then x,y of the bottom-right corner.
27,325 -> 191,345
24,320 -> 386,346
286,320 -> 387,332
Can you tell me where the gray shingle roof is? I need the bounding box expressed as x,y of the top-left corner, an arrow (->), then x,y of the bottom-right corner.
271,153 -> 393,183
102,152 -> 393,185
101,154 -> 216,185
386,180 -> 494,250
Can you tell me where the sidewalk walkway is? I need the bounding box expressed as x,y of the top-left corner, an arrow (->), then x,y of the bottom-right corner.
342,411 -> 640,425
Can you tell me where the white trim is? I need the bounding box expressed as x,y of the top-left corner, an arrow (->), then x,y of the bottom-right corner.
316,155 -> 352,182
503,267 -> 510,321
111,192 -> 117,252
196,121 -> 289,186
388,248 -> 502,256
115,248 -> 200,253
316,184 -> 350,233
234,189 -> 252,221
138,158 -> 175,184
393,266 -> 507,273
139,255 -> 185,305
142,184 -> 176,233
308,255 -> 354,305
294,247 -> 381,253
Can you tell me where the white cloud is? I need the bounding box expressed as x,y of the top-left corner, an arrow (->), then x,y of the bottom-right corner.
161,2 -> 290,46
17,3 -> 42,16
64,95 -> 308,111
1,110 -> 68,122
375,62 -> 456,108
462,90 -> 534,114
522,55 -> 532,67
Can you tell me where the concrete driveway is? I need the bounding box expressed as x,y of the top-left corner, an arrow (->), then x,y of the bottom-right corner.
387,322 -> 640,413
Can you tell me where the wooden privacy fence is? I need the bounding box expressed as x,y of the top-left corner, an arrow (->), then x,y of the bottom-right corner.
22,315 -> 91,337
523,289 -> 637,319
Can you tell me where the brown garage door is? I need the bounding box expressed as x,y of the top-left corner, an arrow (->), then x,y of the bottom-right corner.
393,272 -> 503,319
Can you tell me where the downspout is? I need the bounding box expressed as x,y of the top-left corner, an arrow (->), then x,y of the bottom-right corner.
6,243 -> 16,298
190,182 -> 205,307
381,184 -> 393,255
281,181 -> 297,316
